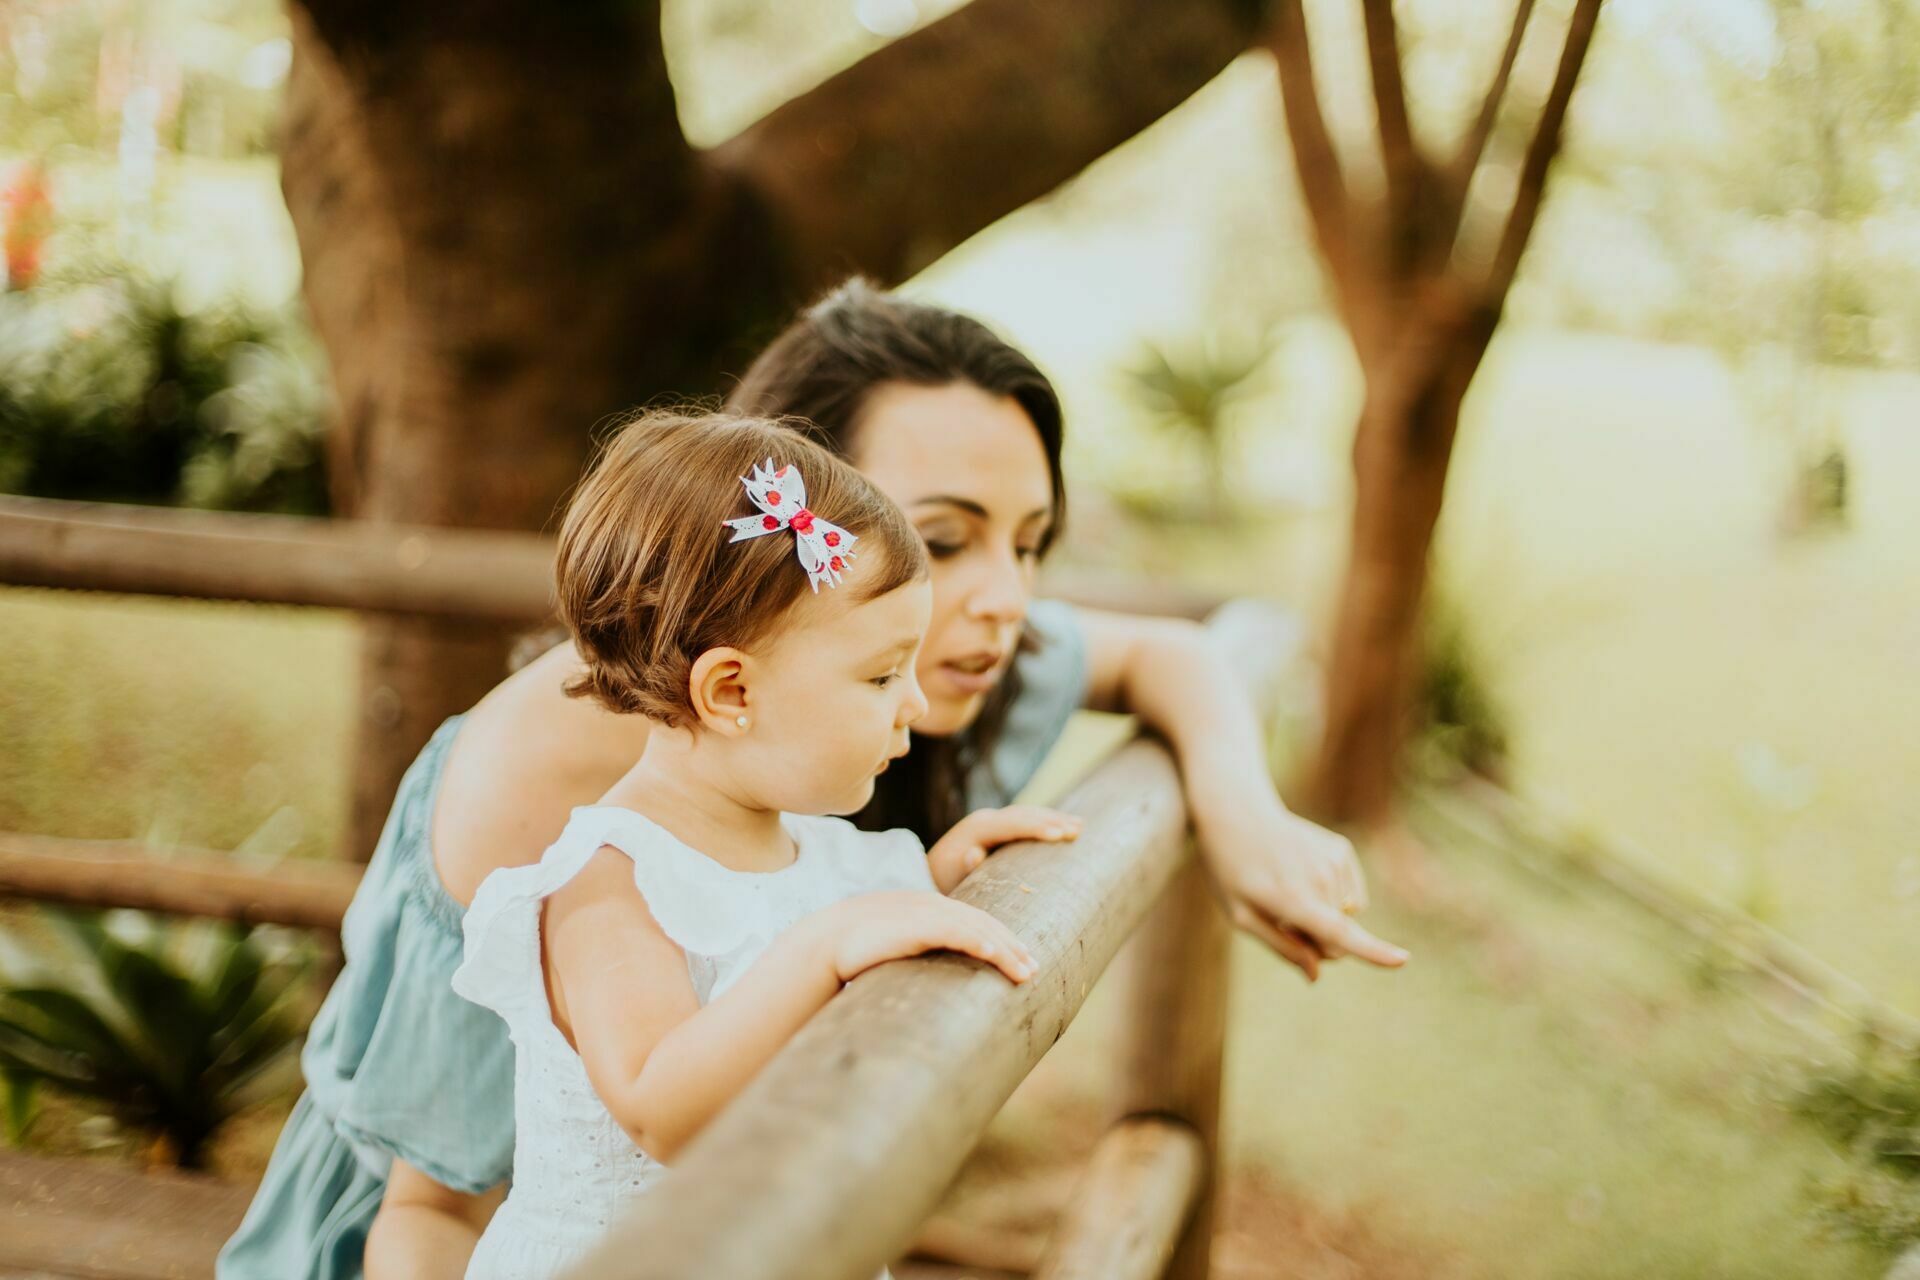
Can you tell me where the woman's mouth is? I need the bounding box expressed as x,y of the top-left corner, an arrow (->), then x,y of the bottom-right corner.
935,651 -> 1004,697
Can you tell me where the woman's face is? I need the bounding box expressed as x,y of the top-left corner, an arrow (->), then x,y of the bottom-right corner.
850,381 -> 1056,737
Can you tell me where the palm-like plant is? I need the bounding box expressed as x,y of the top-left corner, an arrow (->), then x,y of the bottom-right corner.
1123,336 -> 1272,520
0,909 -> 314,1168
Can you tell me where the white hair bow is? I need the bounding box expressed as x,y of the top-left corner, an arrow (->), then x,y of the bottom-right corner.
723,459 -> 859,592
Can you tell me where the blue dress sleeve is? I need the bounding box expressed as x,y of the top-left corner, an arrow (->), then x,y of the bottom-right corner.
965,598 -> 1089,810
297,717 -> 516,1195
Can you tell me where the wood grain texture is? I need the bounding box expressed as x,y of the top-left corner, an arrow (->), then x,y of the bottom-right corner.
0,833 -> 361,931
1030,1116 -> 1205,1280
0,495 -> 555,623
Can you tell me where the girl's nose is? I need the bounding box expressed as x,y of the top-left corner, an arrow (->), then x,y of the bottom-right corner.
899,669 -> 930,726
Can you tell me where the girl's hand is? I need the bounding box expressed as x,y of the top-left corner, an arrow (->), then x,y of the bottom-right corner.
926,805 -> 1083,894
801,891 -> 1038,984
1194,794 -> 1409,982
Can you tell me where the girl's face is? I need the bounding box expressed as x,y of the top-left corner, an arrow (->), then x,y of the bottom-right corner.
730,571 -> 933,816
850,382 -> 1056,737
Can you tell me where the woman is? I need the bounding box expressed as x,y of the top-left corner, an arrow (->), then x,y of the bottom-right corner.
217,280 -> 1407,1280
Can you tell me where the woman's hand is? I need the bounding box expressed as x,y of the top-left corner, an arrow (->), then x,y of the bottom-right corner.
1193,790 -> 1409,981
926,805 -> 1082,893
804,890 -> 1038,984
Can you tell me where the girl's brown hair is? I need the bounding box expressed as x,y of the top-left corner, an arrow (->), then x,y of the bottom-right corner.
725,279 -> 1068,843
556,408 -> 927,726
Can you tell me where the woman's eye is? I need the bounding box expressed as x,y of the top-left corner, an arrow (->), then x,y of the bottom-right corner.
1016,544 -> 1042,563
922,540 -> 965,559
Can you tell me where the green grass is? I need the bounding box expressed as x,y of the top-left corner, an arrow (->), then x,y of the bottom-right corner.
1437,333 -> 1920,1017
1200,831 -> 1891,1279
1015,730 -> 1895,1278
0,588 -> 352,860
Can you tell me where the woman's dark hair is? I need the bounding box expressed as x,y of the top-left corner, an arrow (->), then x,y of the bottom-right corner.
725,278 -> 1067,843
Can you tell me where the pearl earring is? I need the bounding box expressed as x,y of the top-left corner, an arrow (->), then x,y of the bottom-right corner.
735,715 -> 749,729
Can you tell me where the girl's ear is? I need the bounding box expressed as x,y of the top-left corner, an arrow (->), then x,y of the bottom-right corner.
688,648 -> 752,735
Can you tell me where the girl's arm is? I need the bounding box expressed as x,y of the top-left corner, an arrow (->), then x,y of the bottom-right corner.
364,1160 -> 505,1280
1075,608 -> 1409,979
546,850 -> 1034,1164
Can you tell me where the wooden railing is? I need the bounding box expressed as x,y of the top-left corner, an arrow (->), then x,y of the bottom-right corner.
0,832 -> 360,931
0,491 -> 1295,1280
0,494 -> 1226,623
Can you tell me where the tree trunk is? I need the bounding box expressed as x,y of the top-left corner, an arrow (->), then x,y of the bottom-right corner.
1269,0 -> 1604,828
1305,314 -> 1493,820
283,4 -> 784,858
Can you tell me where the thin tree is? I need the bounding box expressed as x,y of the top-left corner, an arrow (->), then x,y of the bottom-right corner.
278,0 -> 1273,857
1266,0 -> 1605,825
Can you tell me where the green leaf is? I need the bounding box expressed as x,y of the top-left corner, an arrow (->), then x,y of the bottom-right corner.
0,988 -> 139,1071
0,1068 -> 38,1145
99,946 -> 210,1093
196,931 -> 265,1035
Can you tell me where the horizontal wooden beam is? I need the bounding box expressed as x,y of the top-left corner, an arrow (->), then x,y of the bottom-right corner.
0,495 -> 556,622
562,602 -> 1295,1280
1031,1116 -> 1206,1280
0,832 -> 361,931
0,494 -> 1223,622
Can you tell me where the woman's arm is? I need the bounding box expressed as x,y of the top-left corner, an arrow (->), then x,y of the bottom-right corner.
364,1160 -> 505,1280
1076,608 -> 1409,979
548,853 -> 1034,1164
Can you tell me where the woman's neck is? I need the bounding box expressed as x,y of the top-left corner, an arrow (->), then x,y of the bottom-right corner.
597,738 -> 795,873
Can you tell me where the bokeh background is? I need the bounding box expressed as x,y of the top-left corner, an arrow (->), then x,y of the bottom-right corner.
2,1 -> 1919,1276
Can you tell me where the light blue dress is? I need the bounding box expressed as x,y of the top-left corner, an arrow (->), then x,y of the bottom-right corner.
216,600 -> 1088,1280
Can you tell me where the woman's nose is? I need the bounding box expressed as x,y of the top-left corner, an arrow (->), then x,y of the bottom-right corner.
965,551 -> 1029,624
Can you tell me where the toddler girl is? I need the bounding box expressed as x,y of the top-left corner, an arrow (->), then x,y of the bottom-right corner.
451,410 -> 1079,1278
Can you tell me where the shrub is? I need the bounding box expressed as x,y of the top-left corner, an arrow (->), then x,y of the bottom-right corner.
0,271 -> 329,514
0,908 -> 315,1169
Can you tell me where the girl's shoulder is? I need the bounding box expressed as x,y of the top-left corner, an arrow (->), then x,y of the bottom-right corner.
781,814 -> 935,895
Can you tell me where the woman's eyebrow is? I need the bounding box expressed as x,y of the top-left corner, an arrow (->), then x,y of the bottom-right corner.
910,495 -> 990,518
913,495 -> 1053,524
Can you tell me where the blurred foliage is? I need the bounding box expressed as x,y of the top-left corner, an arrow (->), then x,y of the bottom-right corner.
0,0 -> 289,161
1564,0 -> 1920,528
0,267 -> 329,512
0,908 -> 314,1169
1796,1032 -> 1920,1250
1120,335 -> 1273,521
1412,591 -> 1511,783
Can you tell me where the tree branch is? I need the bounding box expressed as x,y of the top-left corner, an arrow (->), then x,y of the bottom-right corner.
710,0 -> 1265,292
1360,0 -> 1426,233
1265,1 -> 1355,288
1447,0 -> 1536,216
1483,0 -> 1603,304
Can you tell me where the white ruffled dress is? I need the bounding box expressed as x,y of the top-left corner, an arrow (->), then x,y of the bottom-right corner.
451,803 -> 934,1280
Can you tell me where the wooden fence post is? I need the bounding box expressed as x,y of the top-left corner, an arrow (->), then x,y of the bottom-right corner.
1112,856 -> 1232,1280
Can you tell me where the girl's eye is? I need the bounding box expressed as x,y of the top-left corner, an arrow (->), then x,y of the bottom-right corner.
870,673 -> 899,689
